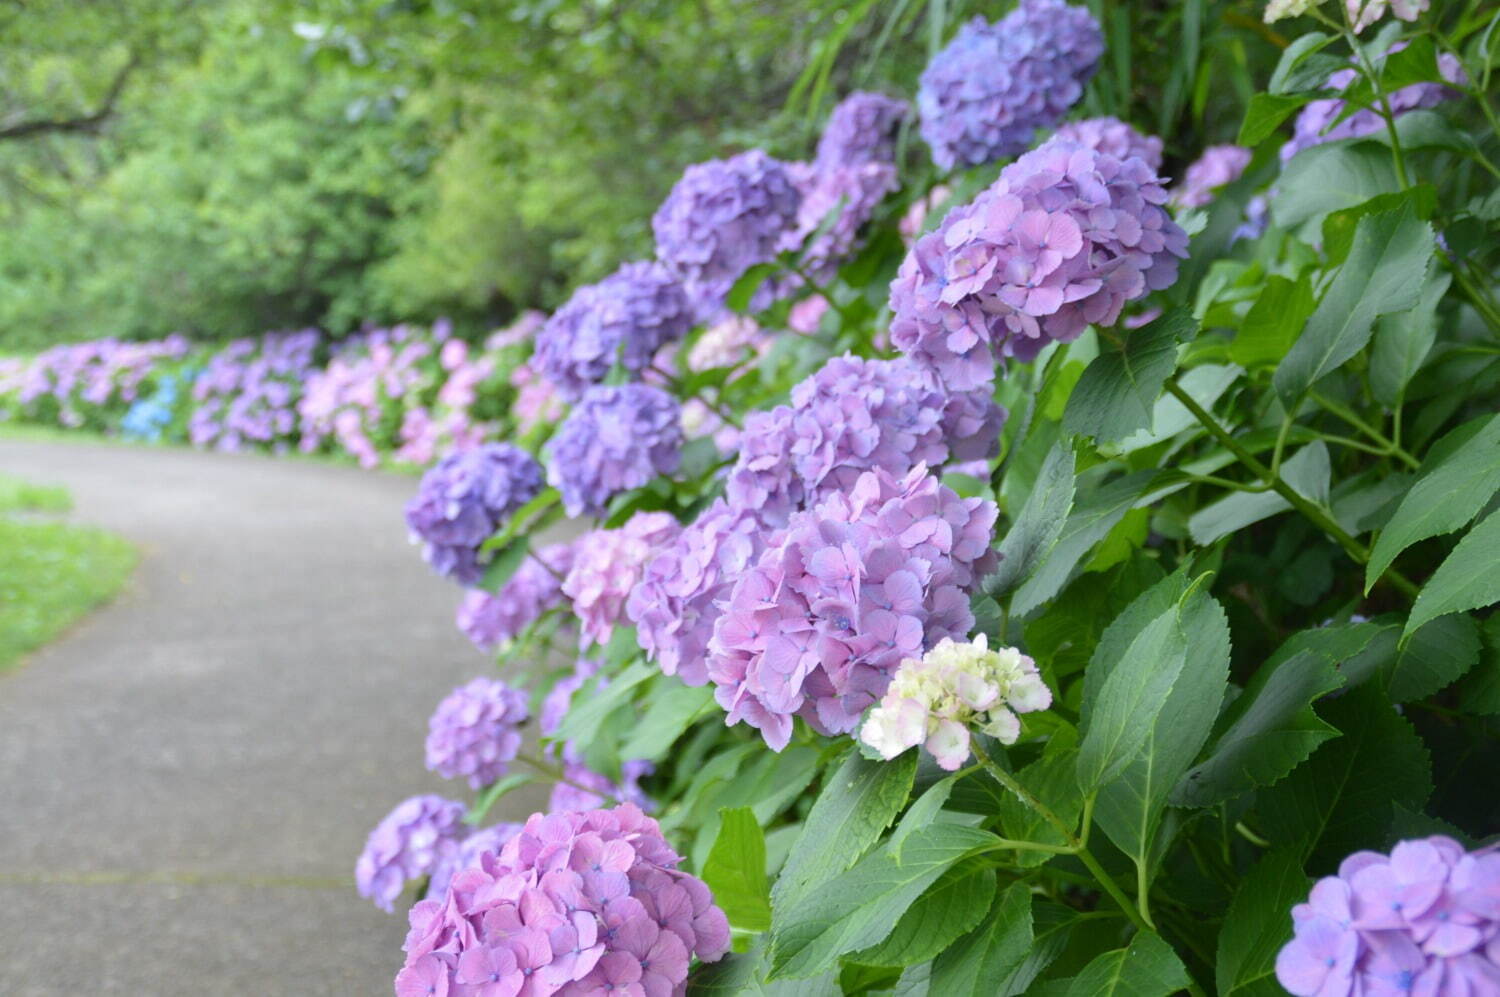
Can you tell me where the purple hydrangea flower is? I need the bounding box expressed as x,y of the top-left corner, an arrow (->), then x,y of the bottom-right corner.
814,91 -> 910,171
545,384 -> 684,518
918,2 -> 1103,171
1053,116 -> 1164,170
405,443 -> 545,585
356,795 -> 468,912
1281,48 -> 1464,163
424,822 -> 524,902
890,137 -> 1188,388
652,149 -> 802,318
190,331 -> 320,452
563,512 -> 683,649
454,541 -> 576,651
725,355 -> 1005,524
707,465 -> 999,750
791,161 -> 900,283
537,261 -> 695,400
1172,144 -> 1253,209
396,804 -> 730,995
1276,836 -> 1500,996
628,499 -> 767,686
424,677 -> 530,789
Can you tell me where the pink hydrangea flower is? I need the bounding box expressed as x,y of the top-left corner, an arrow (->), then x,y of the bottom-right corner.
563,512 -> 682,650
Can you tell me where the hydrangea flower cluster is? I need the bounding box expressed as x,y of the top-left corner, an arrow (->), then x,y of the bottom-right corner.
917,2 -> 1103,171
188,331 -> 321,451
424,822 -> 523,903
545,384 -> 683,518
814,91 -> 909,170
861,634 -> 1052,770
537,261 -> 695,400
424,677 -> 531,789
509,357 -> 566,435
686,315 -> 767,373
1281,49 -> 1464,163
356,795 -> 468,913
725,354 -> 1005,524
628,499 -> 766,686
1275,836 -> 1500,995
1172,144 -> 1253,209
405,443 -> 545,585
455,541 -> 575,651
563,512 -> 682,649
792,161 -> 900,283
121,371 -> 188,443
890,138 -> 1188,388
1053,116 -> 1163,170
396,804 -> 730,996
652,149 -> 802,318
708,465 -> 998,750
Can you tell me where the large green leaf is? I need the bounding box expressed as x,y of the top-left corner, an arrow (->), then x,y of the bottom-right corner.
1039,931 -> 1191,996
1258,685 -> 1432,867
551,662 -> 655,745
702,807 -> 771,932
1188,442 -> 1330,546
1272,142 -> 1401,229
1406,508 -> 1500,638
1366,414 -> 1500,592
850,858 -> 996,968
771,750 -> 916,915
929,883 -> 1033,995
1239,92 -> 1316,145
1216,849 -> 1310,996
1063,308 -> 1194,443
689,938 -> 836,994
995,728 -> 1085,865
619,682 -> 716,762
1383,613 -> 1480,703
1230,274 -> 1315,369
986,442 -> 1076,599
1369,270 -> 1449,406
1273,200 -> 1433,405
1454,616 -> 1500,716
768,823 -> 999,980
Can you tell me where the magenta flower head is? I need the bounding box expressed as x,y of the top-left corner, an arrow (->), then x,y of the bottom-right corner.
1276,836 -> 1500,996
546,384 -> 684,518
890,137 -> 1188,389
424,677 -> 530,789
405,443 -> 545,585
537,261 -> 695,400
356,795 -> 468,912
652,149 -> 802,318
395,804 -> 730,996
455,541 -> 576,651
1172,144 -> 1252,209
707,464 -> 999,751
918,2 -> 1103,171
814,91 -> 910,171
563,511 -> 683,650
628,499 -> 767,686
1053,116 -> 1164,170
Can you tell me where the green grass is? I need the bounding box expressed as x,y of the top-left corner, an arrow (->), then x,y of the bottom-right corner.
0,480 -> 135,671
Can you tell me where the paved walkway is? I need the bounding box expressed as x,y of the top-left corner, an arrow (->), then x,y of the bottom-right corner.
0,439 -> 548,995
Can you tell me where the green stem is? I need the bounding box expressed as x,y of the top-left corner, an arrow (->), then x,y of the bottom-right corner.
1323,8 -> 1411,188
1235,821 -> 1273,848
516,752 -> 620,804
1308,390 -> 1419,468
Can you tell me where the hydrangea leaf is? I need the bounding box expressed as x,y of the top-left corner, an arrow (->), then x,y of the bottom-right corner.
726,262 -> 782,314
1453,615 -> 1500,716
478,536 -> 531,592
550,661 -> 654,745
1383,613 -> 1480,703
1257,684 -> 1432,867
1062,307 -> 1195,444
1366,413 -> 1500,593
929,882 -> 1033,996
1229,274 -> 1315,369
985,441 -> 1076,599
850,857 -> 996,968
1040,931 -> 1191,996
1272,142 -> 1400,230
1188,442 -> 1330,546
767,823 -> 999,980
770,750 -> 916,915
463,771 -> 536,827
1274,200 -> 1432,406
996,727 -> 1085,867
689,937 -> 836,994
1405,508 -> 1500,639
1238,92 -> 1317,146
702,806 -> 772,933
1266,32 -> 1337,95
1214,849 -> 1309,997
1369,269 -> 1450,407
619,682 -> 716,762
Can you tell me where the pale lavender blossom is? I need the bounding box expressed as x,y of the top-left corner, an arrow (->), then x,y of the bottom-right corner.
563,512 -> 682,649
1172,145 -> 1253,209
545,384 -> 684,518
815,91 -> 910,171
424,677 -> 530,789
1053,116 -> 1164,170
404,443 -> 545,585
356,795 -> 468,912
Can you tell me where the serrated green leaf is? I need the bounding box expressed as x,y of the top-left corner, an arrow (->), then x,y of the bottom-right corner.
1367,414 -> 1500,593
1272,142 -> 1400,229
1384,613 -> 1480,702
1049,931 -> 1191,996
1267,32 -> 1336,94
1188,442 -> 1331,545
689,937 -> 836,994
1216,849 -> 1310,996
771,750 -> 916,914
850,858 -> 996,968
767,823 -> 999,980
1370,270 -> 1450,407
1274,201 -> 1433,405
1406,508 -> 1500,638
929,882 -> 1032,995
1230,274 -> 1315,369
619,682 -> 716,762
1321,187 -> 1436,267
1062,308 -> 1193,443
890,775 -> 957,860
1453,616 -> 1500,716
551,661 -> 654,745
702,807 -> 771,932
986,442 -> 1076,599
1239,92 -> 1316,146
480,487 -> 560,554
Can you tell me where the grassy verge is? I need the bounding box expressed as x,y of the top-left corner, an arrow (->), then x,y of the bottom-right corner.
0,476 -> 136,672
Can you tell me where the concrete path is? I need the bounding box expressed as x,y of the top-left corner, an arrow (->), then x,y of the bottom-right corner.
0,439 -> 549,995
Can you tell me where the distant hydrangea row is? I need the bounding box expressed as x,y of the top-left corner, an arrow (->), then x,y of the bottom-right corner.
545,384 -> 683,518
890,138 -> 1188,388
454,541 -> 575,651
189,331 -> 321,452
1053,116 -> 1164,170
708,465 -> 998,750
404,443 -> 545,585
1172,144 -> 1253,208
652,149 -> 803,318
862,635 -> 1052,770
563,512 -> 683,649
1275,836 -> 1500,995
424,677 -> 530,789
917,2 -> 1103,170
537,261 -> 695,400
396,804 -> 730,997
356,795 -> 468,913
814,91 -> 909,170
